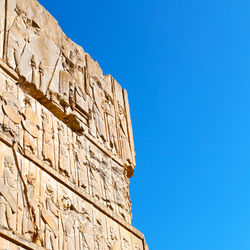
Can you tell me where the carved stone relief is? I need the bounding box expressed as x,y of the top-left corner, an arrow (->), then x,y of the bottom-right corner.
0,0 -> 147,248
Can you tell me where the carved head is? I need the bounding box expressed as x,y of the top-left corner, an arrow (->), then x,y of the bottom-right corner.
27,172 -> 36,186
118,103 -> 124,115
46,183 -> 54,195
110,226 -> 117,241
62,195 -> 71,210
3,155 -> 14,173
24,96 -> 32,107
5,81 -> 14,92
95,218 -> 104,235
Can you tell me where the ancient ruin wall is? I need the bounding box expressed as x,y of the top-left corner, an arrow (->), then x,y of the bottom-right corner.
0,0 -> 147,249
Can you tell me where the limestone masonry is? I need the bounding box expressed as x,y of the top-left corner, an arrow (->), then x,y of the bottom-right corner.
0,0 -> 147,249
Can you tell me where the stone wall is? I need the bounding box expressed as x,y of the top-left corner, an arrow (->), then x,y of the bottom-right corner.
0,0 -> 147,249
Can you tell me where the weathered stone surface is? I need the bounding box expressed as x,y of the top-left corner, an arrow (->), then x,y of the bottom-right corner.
0,0 -> 147,249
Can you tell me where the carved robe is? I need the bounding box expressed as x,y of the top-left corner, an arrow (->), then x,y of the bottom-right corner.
42,115 -> 54,166
94,219 -> 109,250
22,107 -> 39,155
2,91 -> 22,141
61,209 -> 75,250
89,159 -> 103,201
42,196 -> 59,250
59,70 -> 70,106
58,127 -> 70,177
0,163 -> 17,231
75,140 -> 88,190
118,110 -> 131,163
22,180 -> 36,239
93,87 -> 106,141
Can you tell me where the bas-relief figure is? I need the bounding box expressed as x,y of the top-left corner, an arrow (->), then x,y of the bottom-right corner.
41,183 -> 59,250
41,110 -> 55,166
61,194 -> 75,250
112,164 -> 132,222
88,148 -> 104,202
92,81 -> 107,143
22,172 -> 38,242
0,0 -> 147,248
102,159 -> 115,212
78,206 -> 93,250
0,155 -> 17,231
1,81 -> 22,143
57,123 -> 70,177
93,216 -> 109,250
74,136 -> 89,191
22,96 -> 39,156
104,96 -> 118,155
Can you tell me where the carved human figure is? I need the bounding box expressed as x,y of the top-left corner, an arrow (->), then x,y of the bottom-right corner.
122,236 -> 130,250
22,172 -> 39,241
41,183 -> 59,250
89,108 -> 97,137
22,97 -> 40,155
101,160 -> 115,211
92,84 -> 107,142
88,151 -> 103,201
0,155 -> 17,231
117,104 -> 131,164
94,218 -> 109,250
30,55 -> 39,88
77,204 -> 92,250
6,7 -> 43,87
58,124 -> 70,177
42,111 -> 54,166
112,166 -> 131,221
6,9 -> 27,70
134,241 -> 143,250
104,97 -> 118,154
75,86 -> 89,115
59,69 -> 71,107
1,82 -> 22,143
61,195 -> 75,250
74,137 -> 88,190
108,226 -> 119,250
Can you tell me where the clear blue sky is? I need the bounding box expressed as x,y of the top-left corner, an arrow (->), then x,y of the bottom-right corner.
39,0 -> 250,249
